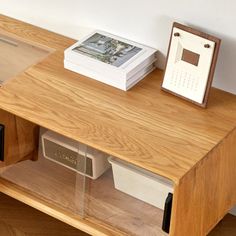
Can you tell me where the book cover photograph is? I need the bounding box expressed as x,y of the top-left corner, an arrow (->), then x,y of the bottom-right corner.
72,32 -> 142,67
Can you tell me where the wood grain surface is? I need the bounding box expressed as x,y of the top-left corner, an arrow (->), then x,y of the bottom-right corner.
0,32 -> 50,86
170,127 -> 236,235
0,192 -> 234,236
0,109 -> 39,167
0,192 -> 88,236
0,15 -> 236,183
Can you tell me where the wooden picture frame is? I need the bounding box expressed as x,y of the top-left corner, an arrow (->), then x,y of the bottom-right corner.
161,22 -> 221,108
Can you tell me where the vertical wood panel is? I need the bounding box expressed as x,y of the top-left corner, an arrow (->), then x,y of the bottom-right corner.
170,128 -> 236,236
0,109 -> 39,167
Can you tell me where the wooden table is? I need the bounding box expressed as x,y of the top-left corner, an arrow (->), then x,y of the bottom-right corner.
0,14 -> 236,236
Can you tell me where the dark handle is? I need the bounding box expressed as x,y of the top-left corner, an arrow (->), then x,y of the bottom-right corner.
0,124 -> 4,161
162,193 -> 173,233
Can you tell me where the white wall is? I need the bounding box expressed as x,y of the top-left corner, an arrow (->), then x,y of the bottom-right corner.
1,0 -> 236,94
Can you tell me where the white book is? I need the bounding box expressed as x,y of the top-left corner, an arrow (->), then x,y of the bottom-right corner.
65,55 -> 156,88
126,64 -> 156,90
64,59 -> 156,90
65,51 -> 156,81
64,30 -> 157,80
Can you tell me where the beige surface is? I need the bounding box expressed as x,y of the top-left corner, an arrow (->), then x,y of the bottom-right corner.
0,15 -> 236,183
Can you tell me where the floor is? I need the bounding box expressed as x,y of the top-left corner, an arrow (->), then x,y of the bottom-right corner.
0,193 -> 88,236
0,192 -> 235,236
208,214 -> 236,236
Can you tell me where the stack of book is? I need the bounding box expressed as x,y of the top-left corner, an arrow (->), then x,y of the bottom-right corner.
64,31 -> 157,91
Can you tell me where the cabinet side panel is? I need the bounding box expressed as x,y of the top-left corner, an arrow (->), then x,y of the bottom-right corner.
0,109 -> 19,165
15,116 -> 39,161
170,128 -> 236,236
0,109 -> 39,166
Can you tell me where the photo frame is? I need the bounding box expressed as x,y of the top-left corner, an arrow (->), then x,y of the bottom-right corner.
162,22 -> 221,108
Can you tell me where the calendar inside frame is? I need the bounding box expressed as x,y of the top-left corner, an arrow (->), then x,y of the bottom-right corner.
162,22 -> 221,108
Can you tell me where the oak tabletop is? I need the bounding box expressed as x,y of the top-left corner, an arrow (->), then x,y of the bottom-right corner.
0,15 -> 236,183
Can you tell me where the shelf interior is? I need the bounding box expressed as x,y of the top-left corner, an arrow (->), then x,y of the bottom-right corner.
0,129 -> 167,236
0,153 -> 85,216
85,169 -> 167,236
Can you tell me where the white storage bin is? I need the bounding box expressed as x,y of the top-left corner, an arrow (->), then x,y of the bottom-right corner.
42,130 -> 110,179
109,157 -> 173,210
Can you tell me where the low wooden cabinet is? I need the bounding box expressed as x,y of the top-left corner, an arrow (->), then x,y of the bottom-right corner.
0,14 -> 236,236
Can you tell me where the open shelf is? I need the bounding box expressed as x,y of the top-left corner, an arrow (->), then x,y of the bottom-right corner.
0,138 -> 167,235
